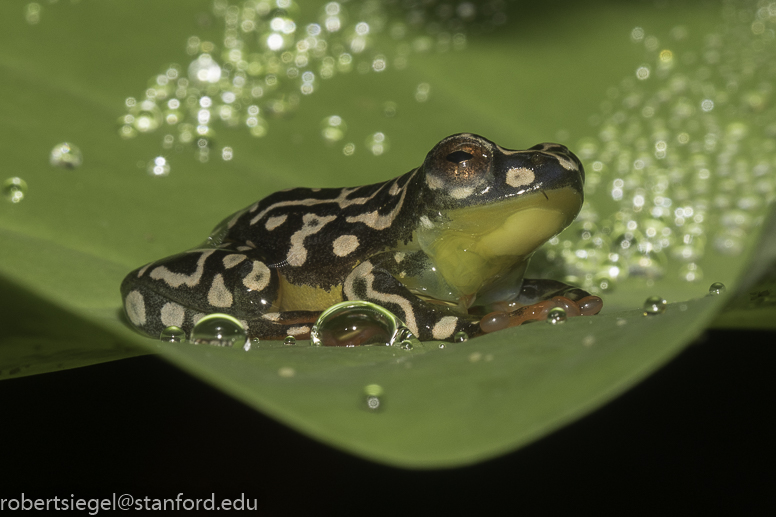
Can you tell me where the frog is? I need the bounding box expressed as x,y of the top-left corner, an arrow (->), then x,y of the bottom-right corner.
121,133 -> 602,343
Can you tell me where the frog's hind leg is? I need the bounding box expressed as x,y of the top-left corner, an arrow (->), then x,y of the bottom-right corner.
344,258 -> 482,342
479,278 -> 603,333
120,245 -> 281,340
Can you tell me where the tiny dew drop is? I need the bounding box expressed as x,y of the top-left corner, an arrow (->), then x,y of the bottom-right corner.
364,383 -> 384,411
310,301 -> 414,347
400,340 -> 413,350
190,313 -> 246,347
365,132 -> 390,156
283,335 -> 296,345
159,326 -> 185,343
708,282 -> 727,295
438,343 -> 446,349
321,115 -> 347,142
49,142 -> 83,169
546,306 -> 567,324
2,177 -> 27,203
147,156 -> 170,177
453,331 -> 469,343
643,296 -> 667,316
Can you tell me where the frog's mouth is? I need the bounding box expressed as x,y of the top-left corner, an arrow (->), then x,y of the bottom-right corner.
420,186 -> 583,296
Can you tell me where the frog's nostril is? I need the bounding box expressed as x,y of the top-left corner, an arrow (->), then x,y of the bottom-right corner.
446,150 -> 474,163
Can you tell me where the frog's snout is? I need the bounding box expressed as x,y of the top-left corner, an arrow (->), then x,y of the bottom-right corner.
528,142 -> 585,183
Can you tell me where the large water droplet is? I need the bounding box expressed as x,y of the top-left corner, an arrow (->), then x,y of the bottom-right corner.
190,314 -> 247,347
708,282 -> 726,295
310,301 -> 414,347
160,326 -> 185,343
642,296 -> 667,316
49,142 -> 83,169
546,306 -> 568,324
283,335 -> 296,345
2,177 -> 27,203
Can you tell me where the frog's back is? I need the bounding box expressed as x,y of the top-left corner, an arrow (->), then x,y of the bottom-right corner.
221,169 -> 422,287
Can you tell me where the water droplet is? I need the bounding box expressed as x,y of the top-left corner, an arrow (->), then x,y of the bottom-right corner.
415,82 -> 431,102
642,296 -> 667,316
188,53 -> 222,84
453,331 -> 469,343
310,301 -> 413,347
2,177 -> 27,203
321,115 -> 347,142
708,282 -> 726,295
438,343 -> 446,349
546,306 -> 568,324
283,335 -> 296,345
243,339 -> 252,351
278,367 -> 295,377
400,340 -> 413,350
366,132 -> 389,156
159,326 -> 185,343
190,314 -> 247,347
25,2 -> 41,24
49,142 -> 83,169
382,101 -> 397,117
364,384 -> 383,411
147,156 -> 170,177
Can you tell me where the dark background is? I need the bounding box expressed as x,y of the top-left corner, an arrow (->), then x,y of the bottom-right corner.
1,329 -> 772,515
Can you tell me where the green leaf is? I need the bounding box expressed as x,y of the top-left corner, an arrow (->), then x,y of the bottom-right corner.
0,0 -> 770,467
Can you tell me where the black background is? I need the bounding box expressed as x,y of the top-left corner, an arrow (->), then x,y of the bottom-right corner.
1,329 -> 773,515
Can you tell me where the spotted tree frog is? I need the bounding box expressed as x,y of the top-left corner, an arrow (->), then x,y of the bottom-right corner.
121,133 -> 601,342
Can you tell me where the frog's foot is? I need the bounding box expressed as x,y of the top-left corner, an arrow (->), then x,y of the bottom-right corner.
479,295 -> 603,333
120,246 -> 281,339
344,260 -> 482,342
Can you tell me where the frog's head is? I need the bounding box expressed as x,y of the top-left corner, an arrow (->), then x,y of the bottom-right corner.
421,133 -> 584,212
416,133 -> 586,295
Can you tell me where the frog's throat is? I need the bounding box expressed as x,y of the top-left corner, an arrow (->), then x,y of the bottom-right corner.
421,186 -> 582,296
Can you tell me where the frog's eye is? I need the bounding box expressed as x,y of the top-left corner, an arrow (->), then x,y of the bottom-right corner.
423,134 -> 495,193
446,150 -> 474,164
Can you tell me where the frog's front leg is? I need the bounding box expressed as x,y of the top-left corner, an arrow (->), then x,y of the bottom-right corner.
120,245 -> 299,339
343,254 -> 482,341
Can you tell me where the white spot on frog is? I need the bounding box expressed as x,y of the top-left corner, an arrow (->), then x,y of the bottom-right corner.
394,252 -> 405,263
287,325 -> 310,336
419,215 -> 433,229
333,234 -> 359,257
265,214 -> 287,231
222,254 -> 246,269
208,273 -> 234,307
160,302 -> 185,327
432,315 -> 457,340
505,167 -> 535,188
150,249 -> 215,288
125,290 -> 146,326
243,260 -> 271,291
449,186 -> 474,199
286,213 -> 337,266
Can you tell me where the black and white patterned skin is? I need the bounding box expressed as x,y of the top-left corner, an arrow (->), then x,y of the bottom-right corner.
121,133 -> 588,342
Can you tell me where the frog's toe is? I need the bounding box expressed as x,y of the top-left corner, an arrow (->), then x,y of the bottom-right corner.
479,295 -> 602,334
